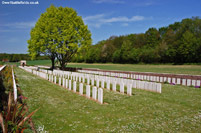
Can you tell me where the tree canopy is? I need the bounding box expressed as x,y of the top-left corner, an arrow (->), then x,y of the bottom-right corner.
28,5 -> 92,69
73,17 -> 201,64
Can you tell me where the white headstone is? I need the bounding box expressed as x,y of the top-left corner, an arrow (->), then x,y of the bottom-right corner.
136,81 -> 140,89
69,80 -> 72,90
156,76 -> 159,82
92,87 -> 97,100
144,75 -> 147,80
160,77 -> 163,82
168,78 -> 171,83
63,78 -> 65,87
132,80 -> 137,88
96,79 -> 99,87
66,79 -> 68,88
153,83 -> 157,92
87,78 -> 90,85
73,81 -> 77,92
182,79 -> 186,85
51,75 -> 53,82
82,77 -> 85,83
149,82 -> 153,91
172,78 -> 176,84
157,83 -> 162,93
101,80 -> 105,88
79,76 -> 81,82
192,80 -> 196,86
145,82 -> 149,90
164,77 -> 167,82
59,77 -> 61,86
187,79 -> 191,86
177,78 -> 181,85
91,79 -> 94,86
86,85 -> 90,98
79,83 -> 83,95
127,84 -> 132,96
120,83 -> 124,94
112,82 -> 116,91
106,81 -> 110,90
147,76 -> 150,81
196,80 -> 200,86
98,88 -> 103,104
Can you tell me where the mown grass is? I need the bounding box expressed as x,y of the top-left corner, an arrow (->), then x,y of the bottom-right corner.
15,67 -> 201,132
23,60 -> 201,75
67,63 -> 201,75
26,60 -> 51,66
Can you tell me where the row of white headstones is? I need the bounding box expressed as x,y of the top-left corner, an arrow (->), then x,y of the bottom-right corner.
19,66 -> 162,104
25,66 -> 162,94
19,66 -> 104,104
78,70 -> 201,87
51,69 -> 162,93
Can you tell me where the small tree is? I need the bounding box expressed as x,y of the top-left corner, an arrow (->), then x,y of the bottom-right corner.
28,5 -> 92,70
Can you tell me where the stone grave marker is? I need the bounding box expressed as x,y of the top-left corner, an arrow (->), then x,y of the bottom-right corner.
92,87 -> 97,100
182,79 -> 186,85
73,81 -> 77,92
120,82 -> 124,94
79,83 -> 83,95
98,88 -> 103,104
127,84 -> 132,96
86,85 -> 90,98
107,81 -> 110,90
112,81 -> 116,91
69,80 -> 72,90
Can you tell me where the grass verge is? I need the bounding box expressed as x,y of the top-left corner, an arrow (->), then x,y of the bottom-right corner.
14,67 -> 201,132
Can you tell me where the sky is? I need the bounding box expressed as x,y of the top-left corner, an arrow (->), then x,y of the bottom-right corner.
0,0 -> 201,53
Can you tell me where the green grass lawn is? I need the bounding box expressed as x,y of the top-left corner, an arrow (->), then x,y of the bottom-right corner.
26,60 -> 51,66
21,60 -> 201,75
15,67 -> 201,132
67,63 -> 201,75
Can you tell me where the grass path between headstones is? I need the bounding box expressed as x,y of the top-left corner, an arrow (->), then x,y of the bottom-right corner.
15,67 -> 201,132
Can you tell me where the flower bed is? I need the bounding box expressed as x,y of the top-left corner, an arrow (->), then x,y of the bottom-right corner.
0,66 -> 38,132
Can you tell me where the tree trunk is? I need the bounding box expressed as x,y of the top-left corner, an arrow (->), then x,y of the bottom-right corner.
60,61 -> 65,70
50,57 -> 55,70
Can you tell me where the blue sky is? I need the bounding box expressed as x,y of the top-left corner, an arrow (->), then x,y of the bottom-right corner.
0,0 -> 201,53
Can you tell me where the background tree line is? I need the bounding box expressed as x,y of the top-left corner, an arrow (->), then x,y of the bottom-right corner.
0,53 -> 49,62
72,17 -> 201,64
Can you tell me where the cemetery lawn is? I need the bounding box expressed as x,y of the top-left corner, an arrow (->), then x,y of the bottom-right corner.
67,63 -> 201,75
26,60 -> 201,75
15,67 -> 201,132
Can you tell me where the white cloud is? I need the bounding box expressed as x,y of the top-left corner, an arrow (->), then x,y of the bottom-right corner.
102,16 -> 145,23
92,0 -> 125,4
83,14 -> 145,28
83,14 -> 105,21
0,21 -> 35,29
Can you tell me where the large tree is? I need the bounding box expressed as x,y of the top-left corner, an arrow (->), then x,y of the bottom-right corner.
28,5 -> 92,70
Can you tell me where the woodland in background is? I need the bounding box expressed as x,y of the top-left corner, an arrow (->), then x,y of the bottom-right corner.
0,53 -> 49,62
73,17 -> 201,64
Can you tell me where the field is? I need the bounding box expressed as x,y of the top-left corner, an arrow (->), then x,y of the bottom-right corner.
22,60 -> 201,75
14,67 -> 201,132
